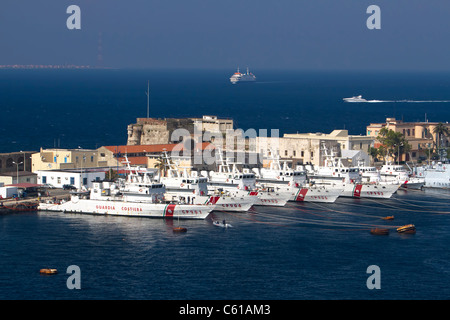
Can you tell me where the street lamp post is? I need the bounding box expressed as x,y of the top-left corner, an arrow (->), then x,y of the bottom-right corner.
12,161 -> 23,184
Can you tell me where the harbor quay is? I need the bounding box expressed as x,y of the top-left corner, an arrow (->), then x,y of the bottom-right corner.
0,114 -> 449,212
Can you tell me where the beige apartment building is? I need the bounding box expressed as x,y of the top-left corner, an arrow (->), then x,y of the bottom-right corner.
256,130 -> 374,167
366,117 -> 450,161
31,148 -> 105,172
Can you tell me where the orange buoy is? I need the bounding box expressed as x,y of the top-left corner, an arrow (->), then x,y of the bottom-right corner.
370,228 -> 390,235
40,268 -> 58,275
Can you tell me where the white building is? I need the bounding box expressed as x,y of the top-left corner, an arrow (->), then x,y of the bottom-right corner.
35,169 -> 106,189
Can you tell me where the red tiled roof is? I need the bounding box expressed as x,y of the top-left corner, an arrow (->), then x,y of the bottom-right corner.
116,156 -> 149,166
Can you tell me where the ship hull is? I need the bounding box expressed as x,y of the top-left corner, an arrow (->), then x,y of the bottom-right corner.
165,192 -> 256,212
339,183 -> 399,199
290,187 -> 341,203
38,198 -> 213,219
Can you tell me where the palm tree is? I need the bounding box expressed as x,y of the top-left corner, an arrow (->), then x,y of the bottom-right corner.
432,122 -> 450,151
153,154 -> 167,178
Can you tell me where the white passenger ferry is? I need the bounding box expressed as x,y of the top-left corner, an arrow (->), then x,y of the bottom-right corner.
230,67 -> 256,84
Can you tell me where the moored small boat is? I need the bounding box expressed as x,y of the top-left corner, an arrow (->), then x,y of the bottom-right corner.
173,227 -> 187,233
40,268 -> 58,275
382,216 -> 394,220
213,220 -> 232,228
370,228 -> 390,235
396,224 -> 416,234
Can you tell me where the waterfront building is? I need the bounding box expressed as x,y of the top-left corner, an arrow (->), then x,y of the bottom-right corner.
35,169 -> 105,189
98,142 -> 216,173
366,117 -> 450,162
126,115 -> 234,146
0,151 -> 34,174
0,171 -> 37,185
31,148 -> 102,172
256,130 -> 374,167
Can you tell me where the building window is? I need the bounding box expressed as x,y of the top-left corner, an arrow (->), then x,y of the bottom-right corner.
42,176 -> 47,184
407,129 -> 410,136
91,156 -> 94,162
285,150 -> 288,156
57,177 -> 61,184
311,152 -> 314,158
301,151 -> 304,157
293,150 -> 296,157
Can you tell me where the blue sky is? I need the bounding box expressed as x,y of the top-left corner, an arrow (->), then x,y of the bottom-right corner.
1,0 -> 450,70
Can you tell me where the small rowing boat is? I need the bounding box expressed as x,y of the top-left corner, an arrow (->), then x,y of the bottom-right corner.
370,228 -> 390,235
40,268 -> 58,275
213,220 -> 232,228
173,227 -> 187,233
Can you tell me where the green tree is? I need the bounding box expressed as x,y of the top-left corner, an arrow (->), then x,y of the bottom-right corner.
377,128 -> 411,164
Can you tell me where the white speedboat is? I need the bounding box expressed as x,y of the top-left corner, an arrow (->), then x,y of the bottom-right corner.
343,95 -> 367,103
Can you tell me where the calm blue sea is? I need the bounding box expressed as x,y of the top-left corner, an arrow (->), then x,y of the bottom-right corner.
1,70 -> 450,301
1,69 -> 450,153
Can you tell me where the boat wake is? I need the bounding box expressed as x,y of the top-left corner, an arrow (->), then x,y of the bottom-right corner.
344,95 -> 450,103
363,99 -> 450,103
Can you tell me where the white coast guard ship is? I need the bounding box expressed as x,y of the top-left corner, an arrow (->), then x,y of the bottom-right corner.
379,163 -> 424,189
253,151 -> 341,203
38,162 -> 214,219
230,67 -> 256,84
306,143 -> 400,199
158,151 -> 256,212
202,150 -> 290,206
415,161 -> 450,188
